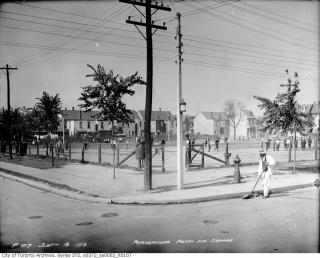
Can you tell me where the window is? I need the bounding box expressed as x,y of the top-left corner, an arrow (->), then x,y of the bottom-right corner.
220,128 -> 224,134
101,121 -> 104,129
79,121 -> 83,129
87,121 -> 91,129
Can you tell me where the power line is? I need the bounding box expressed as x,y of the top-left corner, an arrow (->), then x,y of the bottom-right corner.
183,59 -> 317,81
231,1 -> 318,35
1,40 -> 316,81
0,24 -> 177,54
239,1 -> 319,29
16,5 -> 131,66
182,33 -> 315,58
184,1 -> 318,52
183,41 -> 318,67
11,1 -> 121,23
183,50 -> 316,72
0,40 -> 174,62
183,38 -> 319,66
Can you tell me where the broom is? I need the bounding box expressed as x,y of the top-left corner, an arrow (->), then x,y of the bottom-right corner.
242,170 -> 265,199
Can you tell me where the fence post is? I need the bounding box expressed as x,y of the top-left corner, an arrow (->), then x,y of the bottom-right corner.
51,143 -> 54,167
234,154 -> 241,183
315,139 -> 318,160
161,145 -> 165,172
98,142 -> 101,163
28,141 -> 31,155
116,143 -> 120,167
224,142 -> 231,165
201,143 -> 204,168
69,142 -> 71,160
36,142 -> 39,157
185,145 -> 190,171
288,142 -> 292,162
81,143 -> 85,163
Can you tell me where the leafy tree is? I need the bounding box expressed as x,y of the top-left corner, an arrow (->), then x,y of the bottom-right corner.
35,91 -> 62,134
223,99 -> 245,140
35,91 -> 62,156
254,71 -> 314,135
254,70 -> 314,171
78,64 -> 145,135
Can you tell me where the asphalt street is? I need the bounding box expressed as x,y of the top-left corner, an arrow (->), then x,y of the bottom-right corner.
0,177 -> 319,253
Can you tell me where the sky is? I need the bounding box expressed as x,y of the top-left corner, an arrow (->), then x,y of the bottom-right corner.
0,0 -> 319,117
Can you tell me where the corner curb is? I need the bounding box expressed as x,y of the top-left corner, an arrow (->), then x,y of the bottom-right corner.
0,170 -> 112,204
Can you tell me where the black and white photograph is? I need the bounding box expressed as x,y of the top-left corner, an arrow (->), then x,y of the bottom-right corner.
0,0 -> 319,254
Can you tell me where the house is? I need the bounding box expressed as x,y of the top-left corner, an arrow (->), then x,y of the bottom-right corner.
57,107 -> 113,139
183,115 -> 195,136
299,102 -> 320,133
194,112 -> 229,138
229,110 -> 258,140
121,108 -> 176,141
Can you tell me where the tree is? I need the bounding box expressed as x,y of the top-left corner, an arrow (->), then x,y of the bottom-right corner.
223,99 -> 245,140
254,70 -> 314,171
35,91 -> 62,156
78,64 -> 145,136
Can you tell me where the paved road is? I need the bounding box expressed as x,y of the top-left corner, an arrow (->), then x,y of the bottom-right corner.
0,177 -> 319,253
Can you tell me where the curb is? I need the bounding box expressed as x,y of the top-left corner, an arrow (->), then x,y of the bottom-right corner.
0,170 -> 111,204
0,167 -> 315,205
110,183 -> 314,205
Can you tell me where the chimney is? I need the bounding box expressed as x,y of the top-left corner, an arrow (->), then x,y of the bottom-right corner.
72,107 -> 74,111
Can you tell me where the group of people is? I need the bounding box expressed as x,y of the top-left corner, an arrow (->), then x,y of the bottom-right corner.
262,136 -> 313,152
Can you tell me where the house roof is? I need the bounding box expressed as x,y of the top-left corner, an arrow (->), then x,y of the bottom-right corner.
61,110 -> 99,121
243,110 -> 256,118
299,104 -> 313,113
138,110 -> 173,121
199,112 -> 228,121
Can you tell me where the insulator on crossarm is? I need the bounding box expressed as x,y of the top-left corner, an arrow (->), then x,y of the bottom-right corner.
175,60 -> 177,64
182,58 -> 184,63
174,36 -> 177,40
163,22 -> 166,26
128,16 -> 131,20
161,2 -> 163,6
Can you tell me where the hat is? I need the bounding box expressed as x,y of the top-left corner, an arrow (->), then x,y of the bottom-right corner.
259,148 -> 266,154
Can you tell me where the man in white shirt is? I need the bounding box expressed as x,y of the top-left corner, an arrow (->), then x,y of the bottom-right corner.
258,148 -> 276,198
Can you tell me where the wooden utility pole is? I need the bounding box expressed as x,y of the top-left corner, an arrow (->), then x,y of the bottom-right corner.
119,0 -> 171,190
176,12 -> 184,190
0,64 -> 18,159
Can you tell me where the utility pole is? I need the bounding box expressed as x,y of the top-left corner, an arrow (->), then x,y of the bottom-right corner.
0,64 -> 18,159
119,0 -> 171,190
176,12 -> 184,190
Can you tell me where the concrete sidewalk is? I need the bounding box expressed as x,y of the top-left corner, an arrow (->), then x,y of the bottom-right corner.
0,159 -> 318,204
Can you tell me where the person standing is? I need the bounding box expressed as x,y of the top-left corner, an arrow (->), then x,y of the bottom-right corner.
258,148 -> 276,198
135,138 -> 145,171
308,136 -> 312,149
214,138 -> 219,151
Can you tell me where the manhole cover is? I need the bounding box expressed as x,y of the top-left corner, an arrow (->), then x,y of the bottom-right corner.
220,231 -> 229,234
202,220 -> 219,225
101,213 -> 118,218
76,222 -> 93,226
28,216 -> 43,219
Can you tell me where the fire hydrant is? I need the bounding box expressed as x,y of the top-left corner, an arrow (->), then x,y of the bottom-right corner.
234,154 -> 241,183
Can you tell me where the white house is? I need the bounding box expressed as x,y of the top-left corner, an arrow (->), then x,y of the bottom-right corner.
194,112 -> 229,138
230,110 -> 258,140
57,108 -> 112,138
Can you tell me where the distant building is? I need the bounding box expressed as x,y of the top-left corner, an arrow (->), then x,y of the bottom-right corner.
122,108 -> 176,141
183,115 -> 195,136
57,108 -> 112,139
299,102 -> 320,134
229,110 -> 258,140
194,111 -> 229,138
